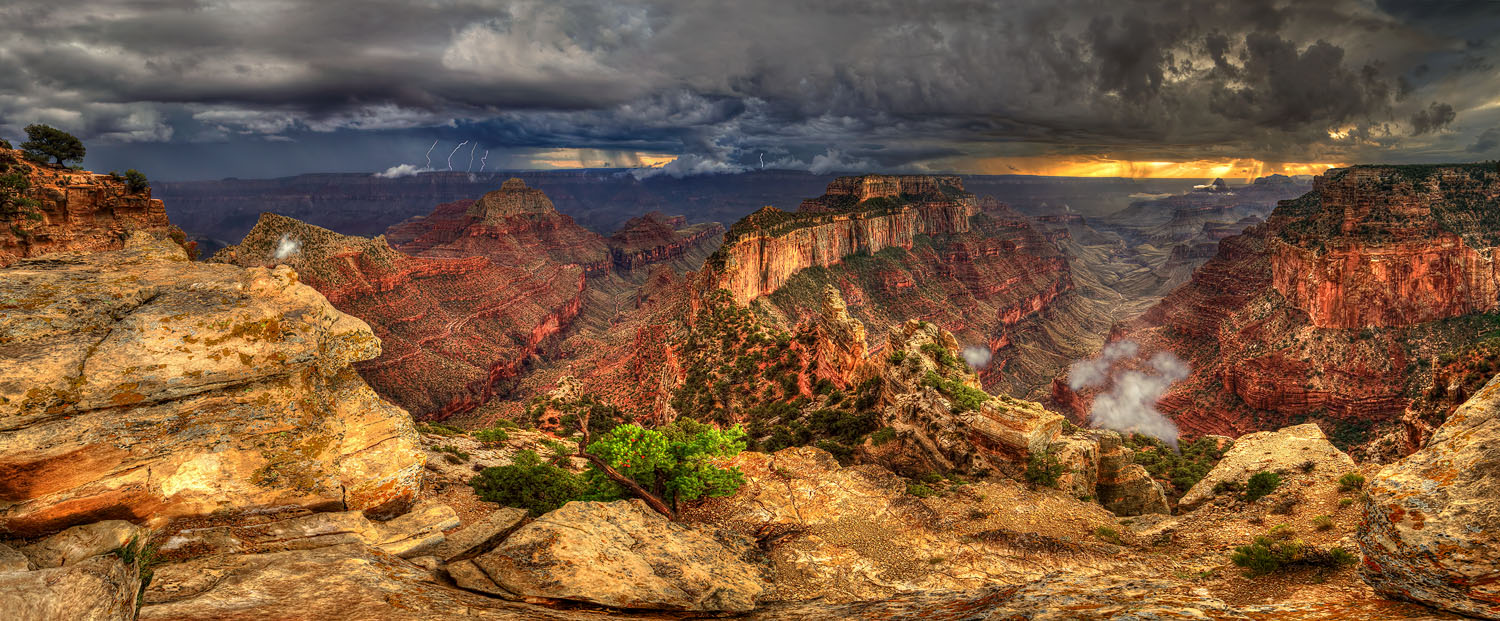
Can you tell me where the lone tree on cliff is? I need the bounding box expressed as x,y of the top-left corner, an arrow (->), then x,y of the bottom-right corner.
20,124 -> 86,167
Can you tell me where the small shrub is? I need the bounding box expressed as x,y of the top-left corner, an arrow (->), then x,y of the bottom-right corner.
1298,460 -> 1316,473
435,445 -> 469,462
1230,531 -> 1356,577
968,509 -> 990,520
887,350 -> 906,365
1337,472 -> 1366,492
470,450 -> 586,516
472,427 -> 510,444
1271,493 -> 1300,515
1025,449 -> 1066,488
907,482 -> 937,498
1338,498 -> 1355,508
1094,526 -> 1123,545
869,426 -> 897,447
1213,480 -> 1241,495
123,169 -> 149,193
1244,471 -> 1282,503
415,422 -> 464,436
1313,515 -> 1334,531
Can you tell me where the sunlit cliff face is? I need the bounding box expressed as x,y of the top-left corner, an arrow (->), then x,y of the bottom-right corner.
968,156 -> 1346,180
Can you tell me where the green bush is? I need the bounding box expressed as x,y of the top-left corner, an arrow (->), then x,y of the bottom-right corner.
472,427 -> 510,444
1244,471 -> 1282,502
888,350 -> 906,365
869,426 -> 897,447
1338,498 -> 1355,508
123,169 -> 149,193
415,421 -> 464,436
1025,449 -> 1066,488
470,450 -> 586,516
583,422 -> 747,509
923,371 -> 990,413
1230,530 -> 1357,577
1337,472 -> 1366,492
1094,526 -> 1123,545
1313,515 -> 1334,531
907,482 -> 937,497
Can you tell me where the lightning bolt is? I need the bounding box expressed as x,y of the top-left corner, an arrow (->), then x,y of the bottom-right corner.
424,140 -> 438,170
466,142 -> 477,172
479,150 -> 489,172
447,141 -> 468,171
759,152 -> 765,169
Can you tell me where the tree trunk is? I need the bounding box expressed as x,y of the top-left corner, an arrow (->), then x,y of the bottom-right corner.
575,405 -> 677,521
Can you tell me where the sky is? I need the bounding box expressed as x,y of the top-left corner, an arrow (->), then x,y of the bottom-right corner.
1,0 -> 1498,181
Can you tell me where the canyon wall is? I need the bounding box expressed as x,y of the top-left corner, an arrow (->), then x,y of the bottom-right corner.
0,147 -> 174,267
711,175 -> 976,305
213,213 -> 586,420
1270,167 -> 1500,329
1062,164 -> 1500,452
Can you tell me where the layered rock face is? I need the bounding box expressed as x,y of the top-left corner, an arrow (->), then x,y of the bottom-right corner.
608,210 -> 725,272
0,234 -> 424,536
385,178 -> 612,275
1272,167 -> 1500,328
1359,374 -> 1500,619
213,213 -> 585,419
0,147 -> 173,267
1076,164 -> 1500,446
709,175 -> 977,305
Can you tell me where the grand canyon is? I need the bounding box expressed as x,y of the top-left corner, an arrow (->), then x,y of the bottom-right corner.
5,2 -> 1500,620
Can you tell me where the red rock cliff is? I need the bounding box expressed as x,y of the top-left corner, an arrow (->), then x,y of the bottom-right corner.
384,178 -> 612,276
1271,167 -> 1500,328
213,213 -> 585,419
710,175 -> 976,305
0,147 -> 172,266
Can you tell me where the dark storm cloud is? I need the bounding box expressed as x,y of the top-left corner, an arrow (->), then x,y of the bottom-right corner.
0,0 -> 1496,178
1410,102 -> 1457,135
1470,128 -> 1500,154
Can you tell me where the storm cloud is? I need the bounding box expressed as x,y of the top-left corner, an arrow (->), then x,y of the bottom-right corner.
0,0 -> 1496,179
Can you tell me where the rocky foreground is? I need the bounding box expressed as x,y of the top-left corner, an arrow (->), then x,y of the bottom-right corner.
3,232 -> 1496,620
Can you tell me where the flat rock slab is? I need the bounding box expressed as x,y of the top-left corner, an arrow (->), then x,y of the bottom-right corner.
472,499 -> 764,612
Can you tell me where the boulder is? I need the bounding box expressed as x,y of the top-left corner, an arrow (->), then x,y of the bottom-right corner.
465,499 -> 763,612
429,507 -> 527,562
159,501 -> 459,559
0,543 -> 31,573
0,234 -> 424,536
19,520 -> 143,569
0,554 -> 140,621
1050,435 -> 1100,499
1358,375 -> 1500,619
1178,423 -> 1355,509
138,543 -> 588,621
1094,432 -> 1169,516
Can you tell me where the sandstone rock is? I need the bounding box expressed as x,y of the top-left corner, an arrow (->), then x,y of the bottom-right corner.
1358,375 -> 1500,619
1050,436 -> 1100,499
470,499 -> 763,612
0,234 -> 423,536
0,543 -> 32,572
865,320 -> 1061,477
19,520 -> 143,569
805,285 -> 870,389
159,501 -> 458,559
0,147 -> 173,268
683,446 -> 1125,603
0,554 -> 140,621
1179,423 -> 1355,509
429,507 -> 527,562
138,543 -> 588,621
1094,432 -> 1169,516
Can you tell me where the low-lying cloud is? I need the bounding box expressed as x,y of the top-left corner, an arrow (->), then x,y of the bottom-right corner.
1068,340 -> 1187,448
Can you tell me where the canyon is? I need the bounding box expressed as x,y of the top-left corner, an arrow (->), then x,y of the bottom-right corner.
1056,164 -> 1500,459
